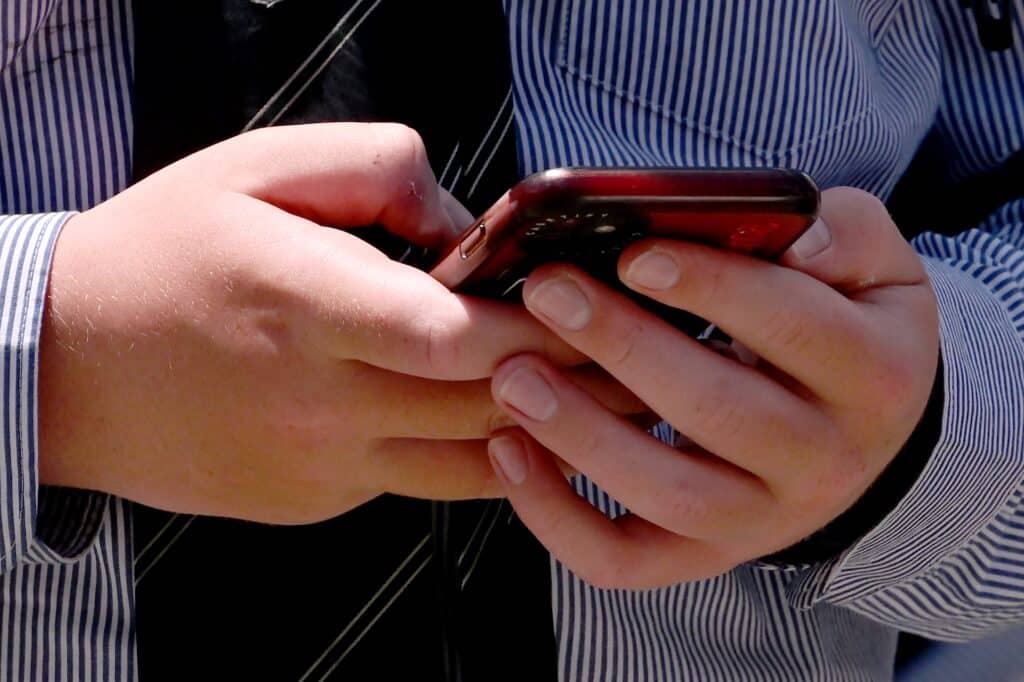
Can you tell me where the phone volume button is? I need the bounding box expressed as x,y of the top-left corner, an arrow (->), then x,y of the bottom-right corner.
459,222 -> 488,259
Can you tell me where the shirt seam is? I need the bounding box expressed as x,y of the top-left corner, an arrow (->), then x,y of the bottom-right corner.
558,62 -> 879,158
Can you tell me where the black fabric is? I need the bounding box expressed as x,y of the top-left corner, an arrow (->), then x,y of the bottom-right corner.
888,129 -> 1024,240
131,2 -> 556,680
958,0 -> 1015,52
133,1 -> 521,215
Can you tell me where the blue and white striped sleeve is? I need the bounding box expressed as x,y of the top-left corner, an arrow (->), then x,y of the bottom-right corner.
787,199 -> 1024,640
0,212 -> 108,574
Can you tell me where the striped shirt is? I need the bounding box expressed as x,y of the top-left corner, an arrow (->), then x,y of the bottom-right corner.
2,0 -> 1023,680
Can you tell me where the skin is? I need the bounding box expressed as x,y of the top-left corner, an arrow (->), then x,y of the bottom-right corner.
38,122 -> 645,525
487,187 -> 941,589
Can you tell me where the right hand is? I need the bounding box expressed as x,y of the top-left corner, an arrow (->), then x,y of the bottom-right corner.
38,123 -> 642,524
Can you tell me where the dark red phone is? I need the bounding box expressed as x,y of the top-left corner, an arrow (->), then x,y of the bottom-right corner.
429,167 -> 819,333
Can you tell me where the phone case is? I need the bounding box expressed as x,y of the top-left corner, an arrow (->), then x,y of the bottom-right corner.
430,167 -> 819,333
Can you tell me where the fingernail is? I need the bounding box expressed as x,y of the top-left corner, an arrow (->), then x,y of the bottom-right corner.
527,277 -> 591,330
497,367 -> 558,421
624,249 -> 680,290
791,219 -> 831,260
488,436 -> 528,485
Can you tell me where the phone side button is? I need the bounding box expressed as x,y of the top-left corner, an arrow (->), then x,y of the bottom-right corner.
459,223 -> 488,259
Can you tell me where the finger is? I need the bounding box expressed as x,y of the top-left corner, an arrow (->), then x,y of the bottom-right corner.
617,238 -> 877,400
351,362 -> 649,440
616,190 -> 933,401
518,270 -> 829,477
347,364 -> 507,439
237,205 -> 586,379
491,355 -> 774,538
487,431 -> 743,588
338,264 -> 585,379
370,438 -> 503,500
213,122 -> 457,248
779,187 -> 927,291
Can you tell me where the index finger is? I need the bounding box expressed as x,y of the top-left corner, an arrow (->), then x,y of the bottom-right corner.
617,242 -> 875,401
207,122 -> 461,247
361,275 -> 586,380
236,199 -> 585,380
316,234 -> 584,379
615,192 -> 932,401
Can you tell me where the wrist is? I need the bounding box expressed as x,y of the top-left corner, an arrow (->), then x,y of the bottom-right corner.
38,212 -> 102,491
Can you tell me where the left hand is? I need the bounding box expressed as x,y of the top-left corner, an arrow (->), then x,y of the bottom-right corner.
486,187 -> 940,589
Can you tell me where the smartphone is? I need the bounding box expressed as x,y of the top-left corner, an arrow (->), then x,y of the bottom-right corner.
429,167 -> 819,333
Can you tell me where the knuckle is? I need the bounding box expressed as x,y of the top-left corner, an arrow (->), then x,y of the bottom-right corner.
373,123 -> 436,223
661,483 -> 717,535
607,321 -> 646,369
697,257 -> 728,308
787,469 -> 842,518
422,314 -> 460,373
573,423 -> 606,463
786,430 -> 870,512
859,354 -> 920,412
691,381 -> 748,441
376,123 -> 429,174
796,457 -> 868,520
399,294 -> 466,374
760,306 -> 816,356
778,423 -> 847,496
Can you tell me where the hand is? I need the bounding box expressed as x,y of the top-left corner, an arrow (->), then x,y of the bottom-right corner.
486,187 -> 940,588
39,123 -> 644,524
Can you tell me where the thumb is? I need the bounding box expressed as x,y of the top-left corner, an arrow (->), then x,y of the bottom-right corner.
780,186 -> 926,291
207,122 -> 457,248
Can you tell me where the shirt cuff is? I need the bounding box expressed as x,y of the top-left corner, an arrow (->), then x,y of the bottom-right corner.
784,257 -> 1024,610
0,213 -> 108,571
